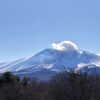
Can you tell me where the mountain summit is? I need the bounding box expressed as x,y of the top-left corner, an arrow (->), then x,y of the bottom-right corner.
0,41 -> 100,80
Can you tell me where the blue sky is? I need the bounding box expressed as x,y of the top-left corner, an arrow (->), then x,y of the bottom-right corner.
0,0 -> 100,62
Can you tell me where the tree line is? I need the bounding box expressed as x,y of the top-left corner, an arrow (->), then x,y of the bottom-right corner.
0,71 -> 100,100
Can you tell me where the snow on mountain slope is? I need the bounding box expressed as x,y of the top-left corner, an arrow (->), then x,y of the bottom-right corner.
75,64 -> 100,74
0,41 -> 100,80
0,58 -> 28,73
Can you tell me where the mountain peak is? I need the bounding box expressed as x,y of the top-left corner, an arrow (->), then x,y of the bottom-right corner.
0,40 -> 100,80
52,41 -> 79,52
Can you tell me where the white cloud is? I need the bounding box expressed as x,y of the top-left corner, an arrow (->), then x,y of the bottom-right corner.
52,41 -> 79,51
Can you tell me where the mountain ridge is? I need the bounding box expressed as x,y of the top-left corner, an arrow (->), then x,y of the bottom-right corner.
0,41 -> 100,80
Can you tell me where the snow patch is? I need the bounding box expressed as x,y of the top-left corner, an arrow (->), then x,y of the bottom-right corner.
96,53 -> 100,56
77,63 -> 88,68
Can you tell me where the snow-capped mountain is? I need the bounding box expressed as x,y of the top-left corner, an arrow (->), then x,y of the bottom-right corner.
0,41 -> 100,80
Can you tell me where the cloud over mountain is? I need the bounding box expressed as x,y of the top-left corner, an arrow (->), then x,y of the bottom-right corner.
52,41 -> 79,51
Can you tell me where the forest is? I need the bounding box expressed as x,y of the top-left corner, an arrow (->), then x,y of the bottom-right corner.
0,71 -> 100,100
